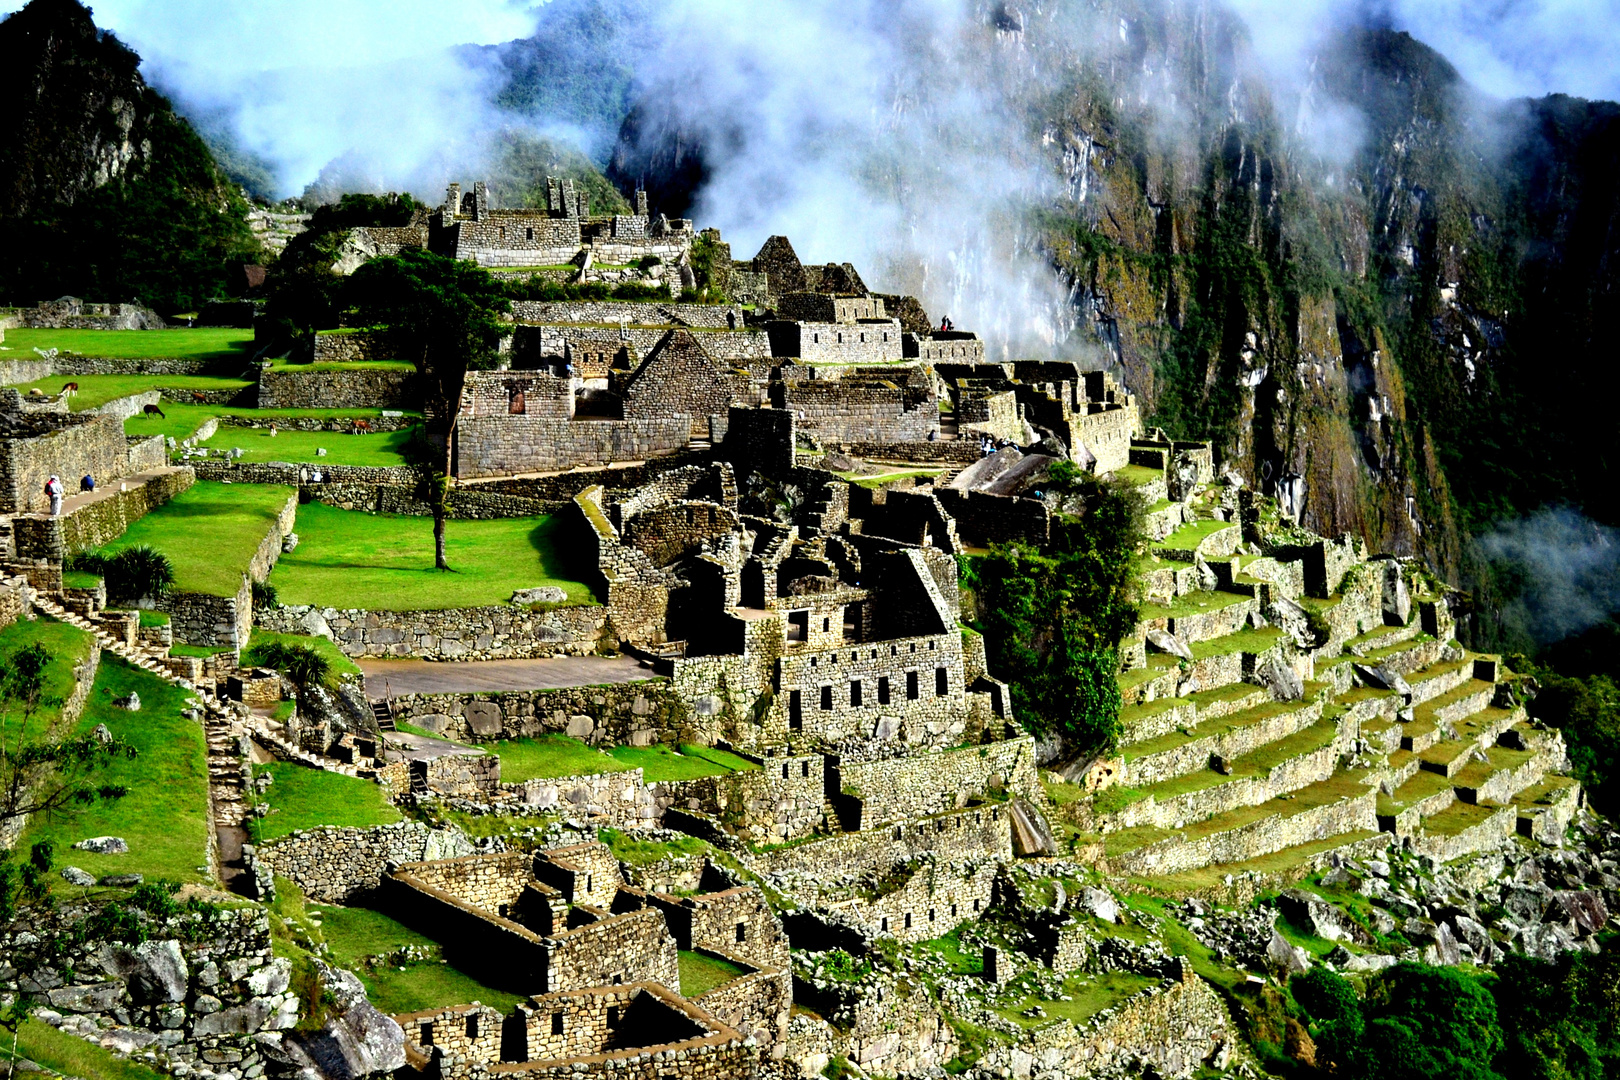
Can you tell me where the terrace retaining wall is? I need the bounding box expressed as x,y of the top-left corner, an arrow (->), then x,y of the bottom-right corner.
11,466 -> 195,558
255,602 -> 608,660
381,680 -> 685,747
257,367 -> 417,410
258,821 -> 472,902
163,491 -> 296,647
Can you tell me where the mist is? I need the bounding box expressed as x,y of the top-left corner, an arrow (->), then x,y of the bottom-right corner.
1476,507 -> 1620,647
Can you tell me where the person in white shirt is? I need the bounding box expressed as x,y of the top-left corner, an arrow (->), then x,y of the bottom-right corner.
45,475 -> 64,515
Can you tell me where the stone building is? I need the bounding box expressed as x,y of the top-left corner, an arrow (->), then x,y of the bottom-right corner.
384,841 -> 790,1077
429,180 -> 694,270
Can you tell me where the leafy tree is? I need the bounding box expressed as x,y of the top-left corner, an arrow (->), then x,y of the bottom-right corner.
960,465 -> 1144,756
1304,962 -> 1504,1080
342,248 -> 511,569
0,643 -> 135,832
1489,949 -> 1620,1080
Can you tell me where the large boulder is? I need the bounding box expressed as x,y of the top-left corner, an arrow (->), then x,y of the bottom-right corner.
105,939 -> 188,1004
1145,628 -> 1193,661
1265,927 -> 1311,976
1258,656 -> 1305,701
464,700 -> 504,737
277,964 -> 405,1079
1354,664 -> 1412,696
72,836 -> 127,855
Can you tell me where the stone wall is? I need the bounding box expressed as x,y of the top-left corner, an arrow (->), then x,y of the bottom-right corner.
12,466 -> 194,559
404,851 -> 534,912
258,821 -> 468,902
690,950 -> 791,1055
382,681 -> 683,748
188,460 -> 418,488
773,630 -> 971,748
0,413 -> 133,513
747,803 -> 1012,878
384,866 -> 551,989
312,331 -> 392,363
257,366 -> 418,410
509,302 -> 744,329
1113,789 -> 1378,876
162,490 -> 295,647
455,416 -> 690,479
1123,701 -> 1323,787
835,735 -> 1038,828
0,358 -> 55,385
936,488 -> 1050,547
543,907 -> 678,995
651,886 -> 790,970
87,390 -> 161,423
464,370 -> 574,419
255,602 -> 607,660
859,857 -> 1002,944
844,440 -> 981,464
773,379 -> 938,443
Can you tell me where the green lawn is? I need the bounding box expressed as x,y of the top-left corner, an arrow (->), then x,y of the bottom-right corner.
250,761 -> 402,843
94,481 -> 294,596
20,653 -> 210,885
994,971 -> 1156,1030
679,950 -> 748,997
599,827 -> 709,867
1158,518 -> 1236,551
245,629 -> 363,679
1,372 -> 254,410
14,1018 -> 166,1080
490,734 -> 632,783
0,620 -> 94,746
267,358 -> 417,373
122,403 -> 421,443
270,503 -> 595,610
199,423 -> 419,467
316,903 -> 524,1015
0,327 -> 253,361
486,735 -> 756,784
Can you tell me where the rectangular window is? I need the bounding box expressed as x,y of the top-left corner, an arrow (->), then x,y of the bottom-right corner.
881,917 -> 889,932
789,690 -> 802,730
782,763 -> 790,779
850,680 -> 862,707
878,676 -> 891,705
820,685 -> 833,710
552,1012 -> 564,1036
823,617 -> 831,633
736,921 -> 747,943
905,913 -> 912,929
936,667 -> 948,695
467,1015 -> 480,1039
801,760 -> 810,778
907,671 -> 919,700
787,610 -> 808,642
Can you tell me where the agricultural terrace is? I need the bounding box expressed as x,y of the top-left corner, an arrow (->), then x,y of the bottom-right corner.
249,761 -> 402,843
94,481 -> 295,596
2,372 -> 253,410
264,357 -> 416,373
389,729 -> 758,785
19,653 -> 210,886
197,423 -> 419,467
0,327 -> 254,362
269,503 -> 595,610
124,403 -> 418,443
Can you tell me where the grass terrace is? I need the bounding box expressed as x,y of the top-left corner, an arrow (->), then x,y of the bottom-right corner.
993,971 -> 1156,1031
0,327 -> 253,361
122,403 -> 419,443
1104,769 -> 1370,857
20,652 -> 209,885
678,950 -> 749,997
1112,464 -> 1163,487
2,372 -> 254,410
270,503 -> 594,610
14,1019 -> 166,1080
1157,517 -> 1235,552
198,423 -> 419,468
265,357 -> 417,373
487,735 -> 756,784
250,761 -> 403,843
1137,589 -> 1251,624
316,902 -> 525,1015
94,481 -> 294,596
0,619 -> 94,742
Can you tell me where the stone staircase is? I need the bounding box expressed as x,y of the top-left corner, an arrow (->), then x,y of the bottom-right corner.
30,593 -> 369,892
1095,497 -> 1576,885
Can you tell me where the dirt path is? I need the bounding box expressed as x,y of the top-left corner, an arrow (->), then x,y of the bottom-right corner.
358,654 -> 653,698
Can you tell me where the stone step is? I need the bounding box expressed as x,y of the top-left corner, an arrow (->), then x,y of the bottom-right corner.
1107,767 -> 1379,877
1106,718 -> 1342,832
1412,800 -> 1518,861
1122,698 -> 1323,788
1135,590 -> 1259,647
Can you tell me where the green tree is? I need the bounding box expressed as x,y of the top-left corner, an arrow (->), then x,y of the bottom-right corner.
1359,963 -> 1505,1080
342,248 -> 511,569
0,644 -> 135,831
960,466 -> 1144,756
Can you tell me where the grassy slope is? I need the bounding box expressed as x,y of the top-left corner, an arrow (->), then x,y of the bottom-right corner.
199,424 -> 419,467
20,654 -> 210,885
1,372 -> 253,410
270,502 -> 594,610
0,619 -> 92,742
15,1018 -> 166,1080
488,735 -> 757,784
678,950 -> 747,997
0,327 -> 253,361
250,761 -> 402,843
95,480 -> 294,596
314,903 -> 524,1015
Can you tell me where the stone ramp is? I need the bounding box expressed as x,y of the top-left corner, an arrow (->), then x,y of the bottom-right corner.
359,654 -> 653,698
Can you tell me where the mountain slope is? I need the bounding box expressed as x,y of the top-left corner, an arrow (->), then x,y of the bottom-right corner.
0,0 -> 257,312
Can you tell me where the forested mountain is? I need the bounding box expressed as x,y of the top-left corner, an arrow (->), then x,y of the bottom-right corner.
0,0 -> 258,312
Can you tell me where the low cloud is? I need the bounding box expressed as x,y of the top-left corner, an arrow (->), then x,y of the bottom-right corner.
1476,507 -> 1620,646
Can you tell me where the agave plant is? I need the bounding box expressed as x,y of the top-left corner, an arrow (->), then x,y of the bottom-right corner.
106,546 -> 173,605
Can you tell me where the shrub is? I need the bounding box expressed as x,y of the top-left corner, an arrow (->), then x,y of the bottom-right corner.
103,546 -> 173,604
251,580 -> 279,611
246,641 -> 332,690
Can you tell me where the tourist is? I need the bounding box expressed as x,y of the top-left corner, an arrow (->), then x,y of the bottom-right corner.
45,474 -> 64,515
80,474 -> 95,493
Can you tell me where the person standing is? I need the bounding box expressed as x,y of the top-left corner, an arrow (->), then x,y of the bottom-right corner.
45,474 -> 64,515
